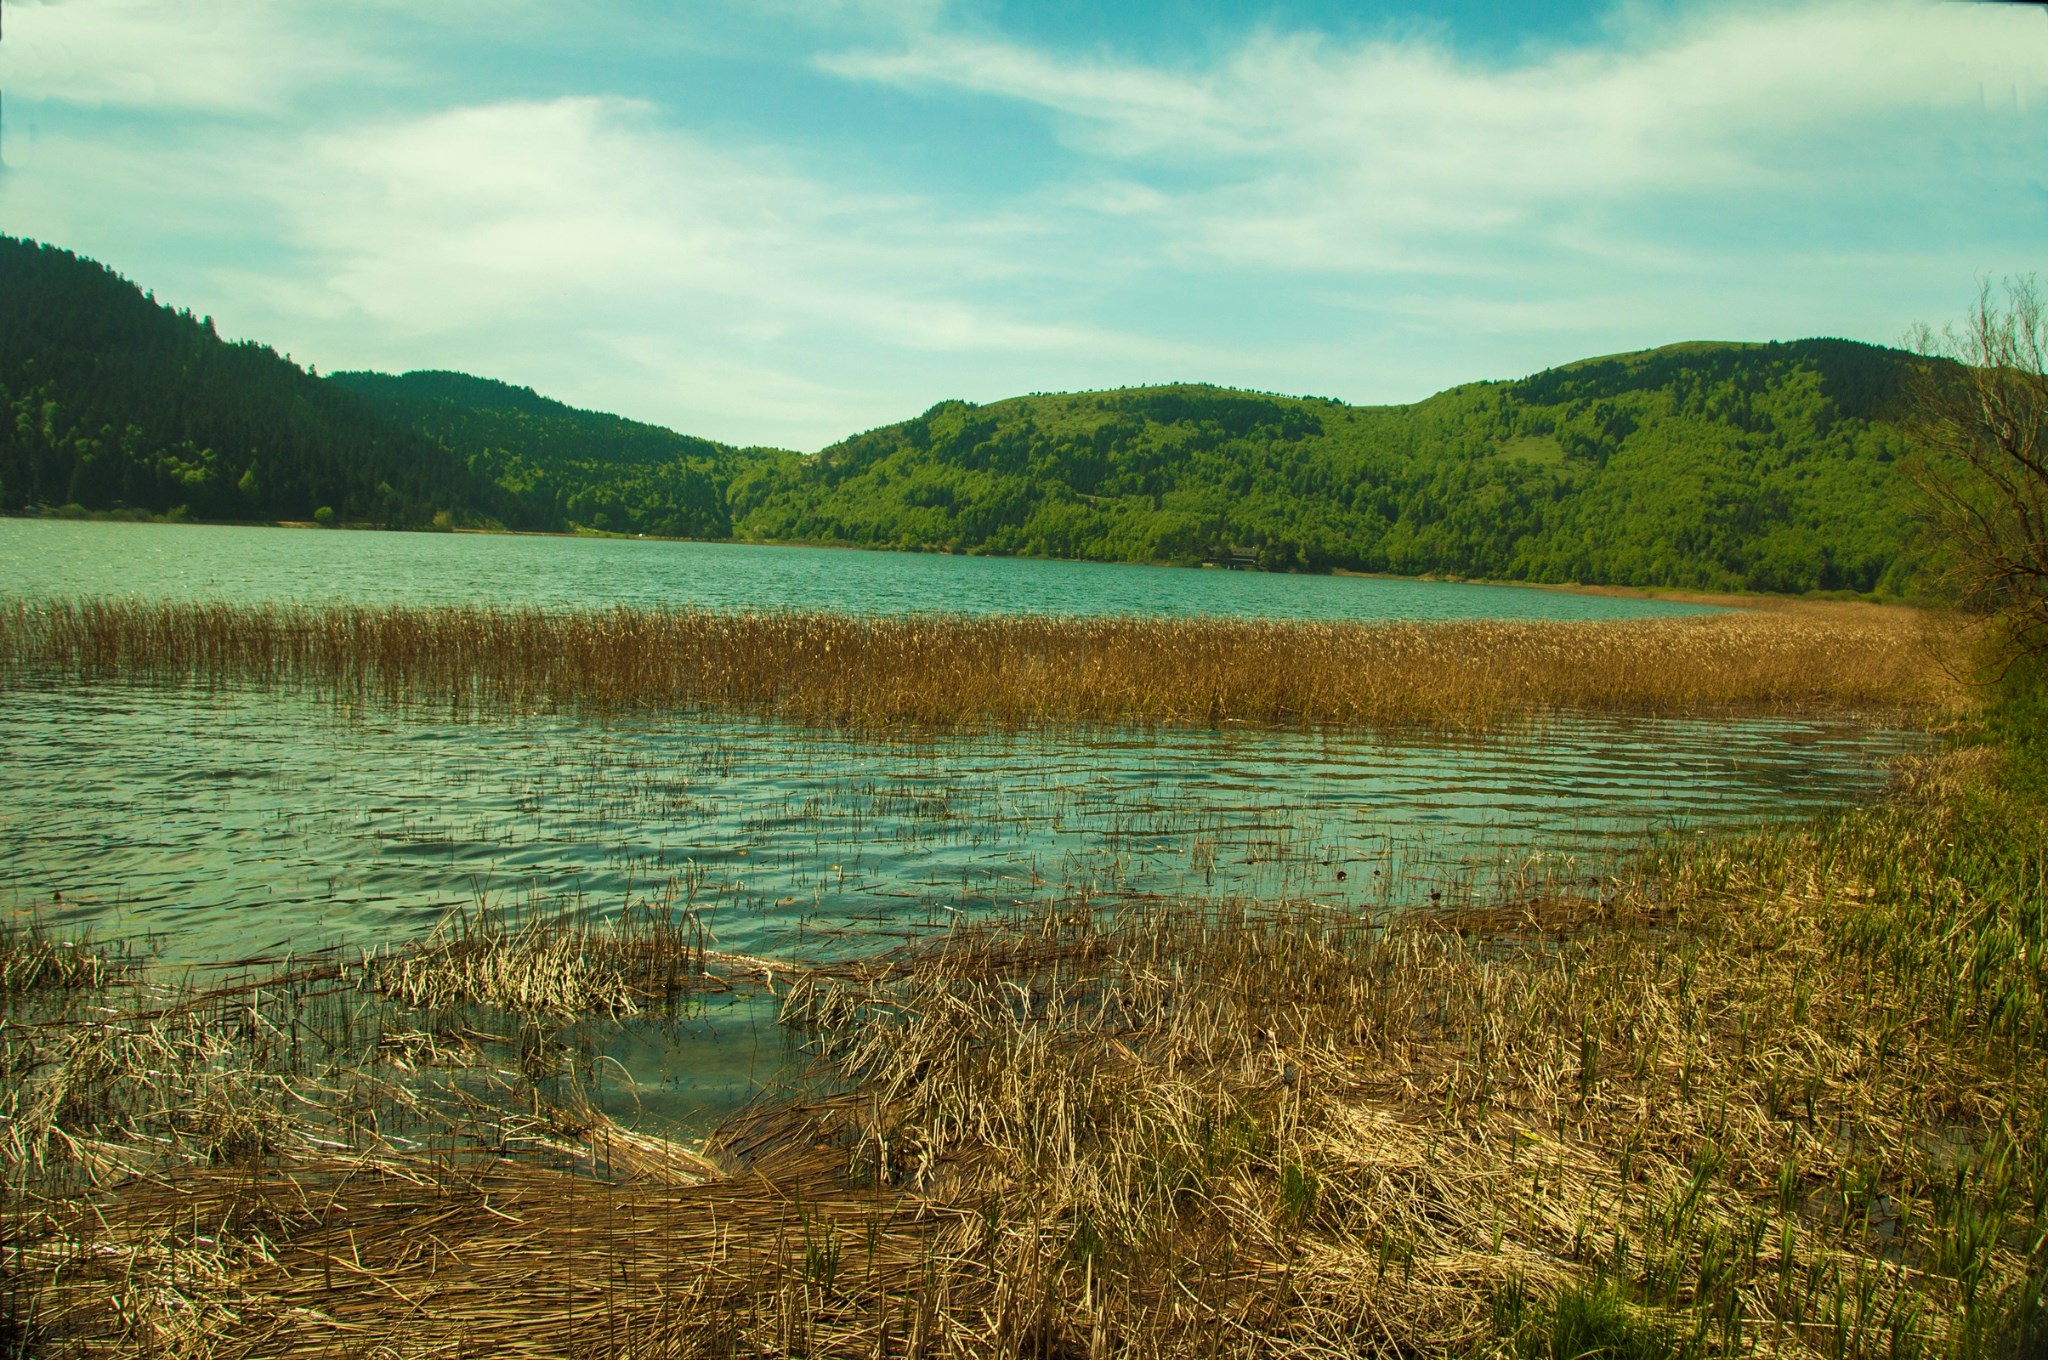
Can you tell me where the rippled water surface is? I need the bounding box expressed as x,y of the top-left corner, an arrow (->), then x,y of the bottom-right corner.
0,682 -> 1922,1119
0,520 -> 1915,1123
2,683 -> 1920,959
0,517 -> 1718,622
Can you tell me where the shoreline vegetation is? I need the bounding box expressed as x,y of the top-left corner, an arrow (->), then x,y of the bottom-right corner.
0,597 -> 1959,731
4,699 -> 2045,1357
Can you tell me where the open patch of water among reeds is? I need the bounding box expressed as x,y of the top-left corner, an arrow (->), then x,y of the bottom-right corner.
1,678 -> 1927,1128
0,681 -> 1925,961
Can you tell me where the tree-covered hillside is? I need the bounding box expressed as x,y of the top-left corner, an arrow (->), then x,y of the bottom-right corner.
325,370 -> 773,539
0,234 -> 1936,596
731,340 -> 1924,594
0,237 -> 482,527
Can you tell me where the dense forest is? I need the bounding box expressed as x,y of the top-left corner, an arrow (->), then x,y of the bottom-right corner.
0,237 -> 486,527
325,370 -> 763,540
0,234 -> 1933,595
732,342 -> 1923,594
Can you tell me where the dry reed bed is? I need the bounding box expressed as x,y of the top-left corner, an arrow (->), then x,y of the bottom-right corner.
0,901 -> 1070,1358
760,789 -> 2048,1360
5,745 -> 2045,1357
0,597 -> 1957,728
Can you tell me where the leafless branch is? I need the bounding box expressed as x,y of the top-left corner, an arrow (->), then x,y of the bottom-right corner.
1905,277 -> 2048,676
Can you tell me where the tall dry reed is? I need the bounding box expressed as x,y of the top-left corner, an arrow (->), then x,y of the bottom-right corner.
0,597 -> 1960,729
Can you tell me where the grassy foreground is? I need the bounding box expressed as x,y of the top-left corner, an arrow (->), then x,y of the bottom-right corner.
0,597 -> 1956,729
4,692 -> 2045,1357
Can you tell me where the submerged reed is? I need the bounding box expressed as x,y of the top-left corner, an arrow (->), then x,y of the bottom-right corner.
0,596 -> 1958,729
0,915 -> 122,997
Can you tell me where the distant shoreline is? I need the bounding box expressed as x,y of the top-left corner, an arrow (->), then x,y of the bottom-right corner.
3,507 -> 1888,612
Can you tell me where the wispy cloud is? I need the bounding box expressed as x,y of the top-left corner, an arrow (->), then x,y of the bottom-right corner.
2,0 -> 386,112
822,1 -> 2048,275
0,0 -> 2039,447
272,97 -> 1142,350
232,96 -> 1226,443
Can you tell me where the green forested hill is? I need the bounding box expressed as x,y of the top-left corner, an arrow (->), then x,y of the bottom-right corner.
0,237 -> 483,527
325,370 -> 768,539
0,234 -> 1933,595
731,339 -> 1923,594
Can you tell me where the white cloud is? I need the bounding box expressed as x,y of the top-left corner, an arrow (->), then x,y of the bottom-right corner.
1,0 -> 2039,447
822,0 -> 2048,274
220,96 -> 1230,444
0,0 -> 383,111
273,97 -> 1118,350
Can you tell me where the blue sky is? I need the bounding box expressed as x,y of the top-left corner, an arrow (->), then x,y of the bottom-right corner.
1,0 -> 2043,450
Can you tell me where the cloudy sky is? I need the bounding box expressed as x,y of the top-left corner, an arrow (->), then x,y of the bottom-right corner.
1,0 -> 2042,449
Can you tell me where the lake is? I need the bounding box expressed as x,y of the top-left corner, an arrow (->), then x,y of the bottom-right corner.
1,682 -> 1912,966
0,678 -> 1919,1124
0,517 -> 1717,621
0,518 -> 1916,1124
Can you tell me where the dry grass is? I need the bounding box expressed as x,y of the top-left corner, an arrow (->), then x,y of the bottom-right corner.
361,896 -> 722,1018
5,737 -> 2045,1358
754,774 -> 2048,1358
0,596 -> 1961,729
0,915 -> 124,996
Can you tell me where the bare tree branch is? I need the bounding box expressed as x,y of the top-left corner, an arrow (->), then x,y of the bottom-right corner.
1906,277 -> 2048,678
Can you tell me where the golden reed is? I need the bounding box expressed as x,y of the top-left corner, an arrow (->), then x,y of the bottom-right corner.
0,596 -> 1957,728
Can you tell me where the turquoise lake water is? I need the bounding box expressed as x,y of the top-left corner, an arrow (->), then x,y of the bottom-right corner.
0,680 -> 1919,1123
0,518 -> 1914,1124
0,517 -> 1716,621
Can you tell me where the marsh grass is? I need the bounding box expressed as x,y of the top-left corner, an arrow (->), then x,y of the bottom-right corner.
0,914 -> 125,997
0,597 -> 1959,729
754,740 -> 2048,1358
4,728 -> 2045,1357
0,899 -> 758,1354
361,894 -> 724,1017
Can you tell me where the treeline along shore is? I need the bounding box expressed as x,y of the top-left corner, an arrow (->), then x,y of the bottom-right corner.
0,597 -> 1957,730
3,234 -> 1931,597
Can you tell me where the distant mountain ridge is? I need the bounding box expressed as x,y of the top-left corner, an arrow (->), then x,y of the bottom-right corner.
727,339 -> 1921,593
0,234 -> 1931,595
